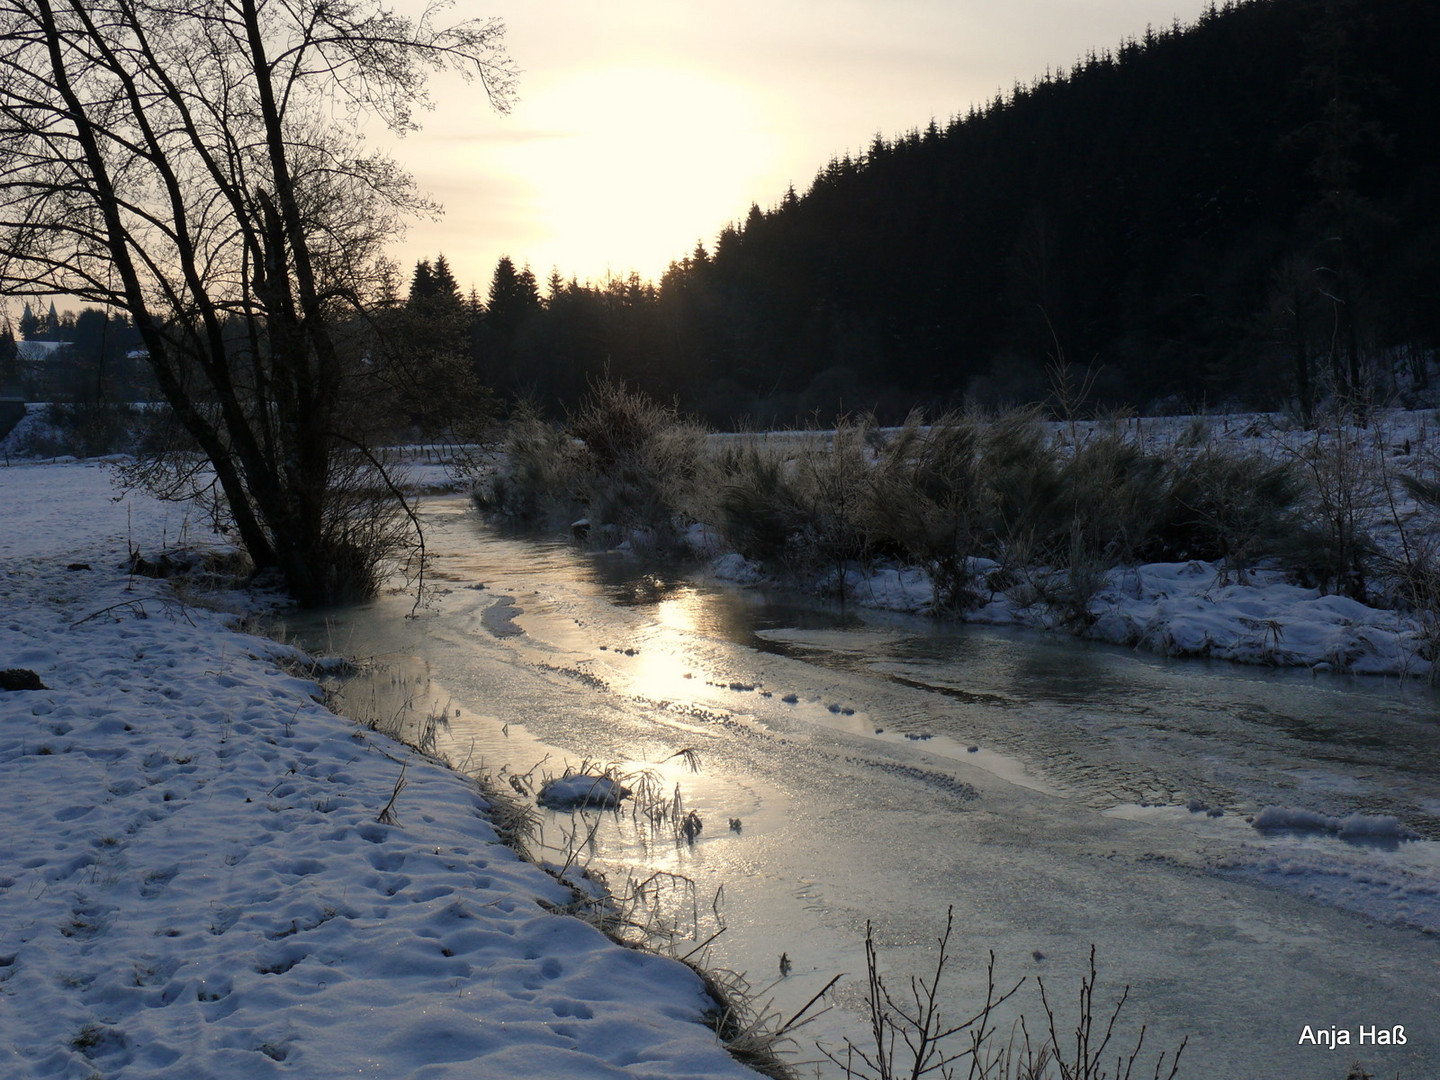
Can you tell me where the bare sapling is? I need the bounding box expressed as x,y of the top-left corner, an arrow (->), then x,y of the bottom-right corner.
824,912 -> 1188,1080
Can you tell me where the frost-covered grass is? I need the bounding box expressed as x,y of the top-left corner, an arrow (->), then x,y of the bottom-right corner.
476,384 -> 707,549
485,388 -> 1440,680
0,461 -> 766,1080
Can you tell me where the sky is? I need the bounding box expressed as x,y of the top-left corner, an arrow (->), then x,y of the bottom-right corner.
380,0 -> 1219,296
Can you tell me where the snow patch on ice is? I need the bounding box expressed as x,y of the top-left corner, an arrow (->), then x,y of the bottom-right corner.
1252,805 -> 1421,842
538,773 -> 632,809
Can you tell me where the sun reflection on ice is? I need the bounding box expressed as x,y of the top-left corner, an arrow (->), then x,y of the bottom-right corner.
618,588 -> 713,703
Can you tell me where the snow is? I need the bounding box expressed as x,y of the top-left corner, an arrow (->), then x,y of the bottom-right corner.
4,411 -> 1439,1076
0,461 -> 760,1079
1252,805 -> 1421,841
537,775 -> 632,810
1213,834 -> 1440,936
711,546 -> 1435,676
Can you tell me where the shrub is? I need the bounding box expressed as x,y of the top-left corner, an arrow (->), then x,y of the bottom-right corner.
1280,424 -> 1382,601
13,401 -> 141,458
976,407 -> 1062,563
1156,446 -> 1305,568
566,378 -> 708,547
482,379 -> 709,547
788,417 -> 875,579
706,438 -> 810,564
863,409 -> 987,610
1054,433 -> 1168,568
822,911 -> 1187,1080
1388,471 -> 1440,680
476,401 -> 583,525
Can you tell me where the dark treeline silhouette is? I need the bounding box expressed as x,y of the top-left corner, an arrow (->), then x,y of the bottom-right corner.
457,0 -> 1440,427
2,303 -> 149,403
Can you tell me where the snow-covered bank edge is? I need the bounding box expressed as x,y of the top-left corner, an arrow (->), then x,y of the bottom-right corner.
673,408 -> 1440,681
702,544 -> 1436,680
0,461 -> 771,1079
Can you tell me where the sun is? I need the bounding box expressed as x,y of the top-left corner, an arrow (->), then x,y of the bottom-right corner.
506,66 -> 779,282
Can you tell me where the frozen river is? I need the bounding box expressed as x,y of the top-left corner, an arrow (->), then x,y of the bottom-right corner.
296,497 -> 1440,1079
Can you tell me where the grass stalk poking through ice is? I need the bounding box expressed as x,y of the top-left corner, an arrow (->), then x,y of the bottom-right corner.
821,909 -> 1187,1080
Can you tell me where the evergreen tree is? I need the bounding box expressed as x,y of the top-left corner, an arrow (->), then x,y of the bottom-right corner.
0,320 -> 19,392
484,0 -> 1438,422
431,254 -> 462,309
407,258 -> 436,305
371,252 -> 492,437
70,308 -> 113,401
485,256 -> 541,336
1295,0 -> 1383,402
406,253 -> 468,328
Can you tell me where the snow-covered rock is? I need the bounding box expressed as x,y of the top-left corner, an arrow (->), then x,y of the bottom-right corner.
538,773 -> 632,809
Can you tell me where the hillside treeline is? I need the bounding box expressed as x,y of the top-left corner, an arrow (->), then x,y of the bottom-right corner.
456,0 -> 1440,427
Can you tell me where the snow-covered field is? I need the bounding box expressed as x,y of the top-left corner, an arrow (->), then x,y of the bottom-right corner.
0,461 -> 761,1079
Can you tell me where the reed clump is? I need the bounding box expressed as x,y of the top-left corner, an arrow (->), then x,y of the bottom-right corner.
478,378 -> 706,551
697,407 -> 1306,621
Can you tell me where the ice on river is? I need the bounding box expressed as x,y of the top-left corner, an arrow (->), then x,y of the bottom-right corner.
280,490 -> 1440,1080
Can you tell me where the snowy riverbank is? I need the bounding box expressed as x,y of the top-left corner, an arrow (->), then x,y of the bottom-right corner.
706,547 -> 1437,678
0,461 -> 762,1079
700,409 -> 1440,681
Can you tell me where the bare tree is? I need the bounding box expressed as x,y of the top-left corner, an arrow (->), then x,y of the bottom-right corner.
0,0 -> 514,604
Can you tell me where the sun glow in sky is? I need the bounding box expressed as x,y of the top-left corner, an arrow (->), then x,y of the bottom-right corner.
501,67 -> 778,282
391,0 -> 1219,295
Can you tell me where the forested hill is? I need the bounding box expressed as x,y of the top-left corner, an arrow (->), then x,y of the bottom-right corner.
476,0 -> 1440,426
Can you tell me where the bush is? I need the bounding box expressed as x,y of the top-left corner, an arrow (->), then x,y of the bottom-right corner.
476,401 -> 584,525
788,417 -> 876,577
863,409 -> 987,609
487,387 -> 1417,634
822,911 -> 1187,1080
13,401 -> 141,458
1155,446 -> 1304,568
1055,433 -> 1169,567
481,379 -> 707,548
1279,424 -> 1382,601
976,407 -> 1062,562
567,378 -> 707,547
707,438 -> 811,564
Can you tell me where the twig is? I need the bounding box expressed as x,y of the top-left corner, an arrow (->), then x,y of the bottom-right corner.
70,596 -> 195,628
376,760 -> 409,824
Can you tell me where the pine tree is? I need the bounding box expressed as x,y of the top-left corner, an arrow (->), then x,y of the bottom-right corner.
486,256 -> 540,336
373,252 -> 491,438
0,320 -> 19,392
431,254 -> 462,310
407,258 -> 436,305
1298,0 -> 1381,402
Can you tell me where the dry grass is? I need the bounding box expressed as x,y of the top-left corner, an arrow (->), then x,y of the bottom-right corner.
823,911 -> 1187,1080
479,379 -> 707,551
485,388 -> 1327,625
